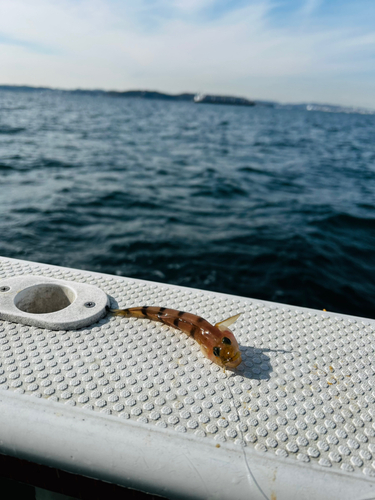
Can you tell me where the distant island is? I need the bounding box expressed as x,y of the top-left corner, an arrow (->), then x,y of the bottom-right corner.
194,93 -> 254,106
109,90 -> 255,106
0,85 -> 373,114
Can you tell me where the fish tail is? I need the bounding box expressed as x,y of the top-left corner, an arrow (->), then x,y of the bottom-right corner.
109,306 -> 198,336
109,306 -> 154,319
109,307 -> 132,317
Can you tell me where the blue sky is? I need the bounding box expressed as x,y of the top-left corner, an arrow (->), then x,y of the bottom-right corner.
0,0 -> 374,108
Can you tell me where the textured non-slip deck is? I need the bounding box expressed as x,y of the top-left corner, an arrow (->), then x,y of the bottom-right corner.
0,257 -> 375,499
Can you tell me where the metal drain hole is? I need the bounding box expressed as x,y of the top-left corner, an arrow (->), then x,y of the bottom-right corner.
15,284 -> 76,314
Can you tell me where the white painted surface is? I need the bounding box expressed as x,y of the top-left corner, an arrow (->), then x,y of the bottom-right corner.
0,257 -> 375,499
1,390 -> 375,500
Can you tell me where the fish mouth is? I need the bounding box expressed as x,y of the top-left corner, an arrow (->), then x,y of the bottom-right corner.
225,351 -> 242,368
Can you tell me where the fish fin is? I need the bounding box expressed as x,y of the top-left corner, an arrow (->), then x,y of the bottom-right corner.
215,313 -> 242,331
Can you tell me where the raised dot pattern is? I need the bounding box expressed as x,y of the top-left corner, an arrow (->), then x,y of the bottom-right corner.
0,258 -> 375,477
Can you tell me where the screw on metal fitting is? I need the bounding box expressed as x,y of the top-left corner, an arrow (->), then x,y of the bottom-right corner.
0,286 -> 10,292
84,301 -> 95,308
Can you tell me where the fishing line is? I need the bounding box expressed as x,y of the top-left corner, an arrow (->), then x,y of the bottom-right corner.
225,374 -> 270,500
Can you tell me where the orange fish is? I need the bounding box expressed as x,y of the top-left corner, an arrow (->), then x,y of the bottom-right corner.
110,306 -> 242,369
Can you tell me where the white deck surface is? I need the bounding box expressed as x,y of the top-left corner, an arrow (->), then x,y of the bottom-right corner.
0,256 -> 375,499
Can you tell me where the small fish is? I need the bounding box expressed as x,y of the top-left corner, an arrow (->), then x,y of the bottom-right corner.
110,306 -> 242,369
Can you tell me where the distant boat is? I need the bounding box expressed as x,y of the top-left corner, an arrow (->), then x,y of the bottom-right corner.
194,93 -> 255,107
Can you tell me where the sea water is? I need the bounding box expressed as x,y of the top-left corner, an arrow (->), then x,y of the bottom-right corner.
0,89 -> 374,319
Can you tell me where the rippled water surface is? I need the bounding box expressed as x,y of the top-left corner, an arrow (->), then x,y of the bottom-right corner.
1,89 -> 374,319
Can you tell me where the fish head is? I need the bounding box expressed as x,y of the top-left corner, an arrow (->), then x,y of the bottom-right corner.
212,329 -> 242,369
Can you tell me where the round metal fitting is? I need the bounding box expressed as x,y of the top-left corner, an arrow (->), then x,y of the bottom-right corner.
84,301 -> 96,308
0,286 -> 10,292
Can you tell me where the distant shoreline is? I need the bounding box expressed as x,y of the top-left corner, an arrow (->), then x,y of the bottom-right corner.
0,85 -> 374,114
0,85 -> 257,107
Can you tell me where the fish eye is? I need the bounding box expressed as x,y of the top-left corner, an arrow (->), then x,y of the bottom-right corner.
222,337 -> 231,345
213,347 -> 221,357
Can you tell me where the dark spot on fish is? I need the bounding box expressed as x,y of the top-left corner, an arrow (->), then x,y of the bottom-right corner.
141,306 -> 148,317
173,318 -> 180,327
222,337 -> 231,345
213,347 -> 221,357
190,326 -> 198,338
178,311 -> 185,317
197,317 -> 204,323
160,307 -> 166,312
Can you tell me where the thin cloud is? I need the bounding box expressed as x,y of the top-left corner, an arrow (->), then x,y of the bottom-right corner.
299,0 -> 323,17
